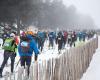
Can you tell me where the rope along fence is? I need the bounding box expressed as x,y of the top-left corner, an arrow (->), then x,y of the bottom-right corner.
4,37 -> 98,80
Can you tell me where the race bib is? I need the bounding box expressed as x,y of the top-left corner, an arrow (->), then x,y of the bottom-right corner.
72,35 -> 74,37
4,42 -> 10,47
21,41 -> 29,47
58,38 -> 61,40
50,35 -> 53,37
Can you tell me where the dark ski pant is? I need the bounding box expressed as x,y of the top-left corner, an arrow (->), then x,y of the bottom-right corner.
68,38 -> 72,47
38,41 -> 44,52
79,37 -> 82,41
0,50 -> 15,74
83,37 -> 85,42
63,38 -> 67,48
72,38 -> 76,47
20,56 -> 32,76
58,41 -> 63,51
49,40 -> 54,48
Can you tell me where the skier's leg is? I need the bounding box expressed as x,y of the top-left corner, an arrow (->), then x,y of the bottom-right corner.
58,42 -> 62,54
0,51 -> 9,77
10,52 -> 15,73
60,42 -> 63,50
41,41 -> 44,52
26,56 -> 31,77
58,43 -> 60,51
20,56 -> 25,68
38,40 -> 41,50
49,41 -> 50,47
74,41 -> 75,47
51,40 -> 53,48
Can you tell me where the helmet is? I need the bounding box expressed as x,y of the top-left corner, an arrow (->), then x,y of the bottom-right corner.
4,34 -> 10,38
10,33 -> 15,37
20,31 -> 26,37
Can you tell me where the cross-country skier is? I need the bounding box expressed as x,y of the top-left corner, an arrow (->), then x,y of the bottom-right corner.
0,33 -> 17,77
48,32 -> 55,49
56,31 -> 64,53
37,31 -> 46,52
63,31 -> 68,48
67,31 -> 72,47
18,32 -> 39,77
71,31 -> 77,47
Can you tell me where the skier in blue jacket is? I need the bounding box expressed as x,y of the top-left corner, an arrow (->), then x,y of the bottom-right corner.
48,32 -> 55,49
37,31 -> 46,52
18,33 -> 39,76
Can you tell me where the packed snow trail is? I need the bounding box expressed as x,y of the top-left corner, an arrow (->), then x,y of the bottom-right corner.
0,40 -> 71,80
0,37 -> 93,80
81,36 -> 100,80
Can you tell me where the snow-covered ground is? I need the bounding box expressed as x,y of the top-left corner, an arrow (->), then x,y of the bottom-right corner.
81,36 -> 100,80
0,39 -> 71,79
0,36 -> 97,80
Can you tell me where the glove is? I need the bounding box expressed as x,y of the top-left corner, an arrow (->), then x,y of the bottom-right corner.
35,55 -> 38,61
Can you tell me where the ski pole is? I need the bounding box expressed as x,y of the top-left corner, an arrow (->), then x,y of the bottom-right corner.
15,58 -> 20,68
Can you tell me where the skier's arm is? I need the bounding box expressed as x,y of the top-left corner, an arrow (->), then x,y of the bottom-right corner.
11,40 -> 15,46
33,41 -> 39,55
32,40 -> 39,61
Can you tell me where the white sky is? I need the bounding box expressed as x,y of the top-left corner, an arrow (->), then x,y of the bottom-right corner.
63,0 -> 100,28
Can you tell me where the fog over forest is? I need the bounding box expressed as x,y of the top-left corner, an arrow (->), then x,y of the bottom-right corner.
63,0 -> 100,29
0,0 -> 97,30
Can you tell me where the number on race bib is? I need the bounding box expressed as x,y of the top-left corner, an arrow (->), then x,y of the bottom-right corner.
4,43 -> 10,47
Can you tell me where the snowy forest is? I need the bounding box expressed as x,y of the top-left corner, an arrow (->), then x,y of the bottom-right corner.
0,0 -> 96,30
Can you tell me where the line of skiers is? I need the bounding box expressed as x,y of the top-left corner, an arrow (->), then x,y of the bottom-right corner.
20,30 -> 95,53
0,30 -> 95,77
0,31 -> 39,77
47,30 -> 95,51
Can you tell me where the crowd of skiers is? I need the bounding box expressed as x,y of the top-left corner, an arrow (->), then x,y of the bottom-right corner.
0,31 -> 40,77
35,30 -> 95,51
0,30 -> 95,77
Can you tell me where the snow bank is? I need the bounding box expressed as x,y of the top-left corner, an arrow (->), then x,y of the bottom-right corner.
81,36 -> 100,80
80,48 -> 100,80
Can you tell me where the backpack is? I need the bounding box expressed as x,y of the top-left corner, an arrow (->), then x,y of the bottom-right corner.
20,36 -> 30,53
20,41 -> 30,53
3,38 -> 15,52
